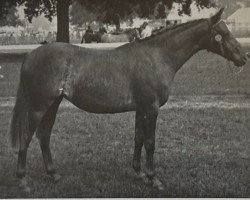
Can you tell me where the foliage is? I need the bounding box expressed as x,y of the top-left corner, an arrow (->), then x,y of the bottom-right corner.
0,0 -> 57,23
0,0 -> 237,42
156,2 -> 167,19
1,0 -> 217,26
1,0 -> 249,33
70,1 -> 98,27
80,0 -> 214,18
0,6 -> 23,27
18,0 -> 57,22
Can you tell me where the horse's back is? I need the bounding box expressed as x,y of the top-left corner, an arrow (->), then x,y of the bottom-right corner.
22,42 -> 94,74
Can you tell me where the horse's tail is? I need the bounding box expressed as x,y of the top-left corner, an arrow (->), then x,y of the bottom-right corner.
9,79 -> 30,151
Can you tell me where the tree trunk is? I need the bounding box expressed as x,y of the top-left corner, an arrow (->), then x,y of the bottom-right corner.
56,0 -> 70,43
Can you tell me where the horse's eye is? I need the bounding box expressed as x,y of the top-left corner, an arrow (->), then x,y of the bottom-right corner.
215,34 -> 222,42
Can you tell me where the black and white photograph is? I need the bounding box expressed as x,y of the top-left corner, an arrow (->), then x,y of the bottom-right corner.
0,0 -> 249,198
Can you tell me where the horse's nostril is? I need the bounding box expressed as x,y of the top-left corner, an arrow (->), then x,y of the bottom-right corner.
246,52 -> 250,59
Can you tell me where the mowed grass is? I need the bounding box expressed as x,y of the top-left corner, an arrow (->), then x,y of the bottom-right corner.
0,106 -> 249,198
0,46 -> 250,97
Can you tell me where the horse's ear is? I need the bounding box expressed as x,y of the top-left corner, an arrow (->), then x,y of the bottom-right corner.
210,7 -> 224,25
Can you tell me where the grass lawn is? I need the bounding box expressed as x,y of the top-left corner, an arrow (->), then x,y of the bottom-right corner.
0,105 -> 249,198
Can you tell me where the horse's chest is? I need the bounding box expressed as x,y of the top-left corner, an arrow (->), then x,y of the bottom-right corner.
157,82 -> 170,106
155,69 -> 174,106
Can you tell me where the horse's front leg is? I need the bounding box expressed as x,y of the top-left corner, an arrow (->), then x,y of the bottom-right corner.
143,107 -> 164,191
132,110 -> 145,177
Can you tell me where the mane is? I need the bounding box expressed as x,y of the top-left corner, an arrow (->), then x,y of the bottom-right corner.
137,18 -> 206,43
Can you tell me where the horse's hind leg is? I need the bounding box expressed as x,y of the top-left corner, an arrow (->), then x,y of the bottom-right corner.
17,110 -> 45,193
36,96 -> 62,182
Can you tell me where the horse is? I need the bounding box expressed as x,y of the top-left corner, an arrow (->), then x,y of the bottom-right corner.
100,28 -> 140,43
10,8 -> 247,193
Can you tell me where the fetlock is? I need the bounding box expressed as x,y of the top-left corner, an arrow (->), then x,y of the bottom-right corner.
144,167 -> 155,179
46,166 -> 56,176
16,169 -> 26,179
132,161 -> 141,173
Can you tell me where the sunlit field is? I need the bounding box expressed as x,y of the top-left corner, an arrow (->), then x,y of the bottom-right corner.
0,45 -> 249,197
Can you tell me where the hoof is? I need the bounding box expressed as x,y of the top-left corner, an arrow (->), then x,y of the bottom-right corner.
134,171 -> 152,185
19,178 -> 31,194
152,177 -> 165,191
51,173 -> 61,182
22,186 -> 31,194
134,171 -> 146,179
142,175 -> 153,186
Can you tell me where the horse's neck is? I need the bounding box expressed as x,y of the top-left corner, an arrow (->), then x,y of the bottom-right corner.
144,20 -> 210,72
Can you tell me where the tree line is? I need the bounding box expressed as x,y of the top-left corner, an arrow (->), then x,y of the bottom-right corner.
0,0 -> 246,43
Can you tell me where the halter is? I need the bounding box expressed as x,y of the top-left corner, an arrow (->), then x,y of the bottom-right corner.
207,19 -> 241,56
207,19 -> 244,75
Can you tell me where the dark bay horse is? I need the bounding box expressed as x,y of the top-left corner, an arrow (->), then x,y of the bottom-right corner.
10,8 -> 247,193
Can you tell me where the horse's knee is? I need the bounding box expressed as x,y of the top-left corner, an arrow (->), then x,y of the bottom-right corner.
16,168 -> 26,179
134,134 -> 143,147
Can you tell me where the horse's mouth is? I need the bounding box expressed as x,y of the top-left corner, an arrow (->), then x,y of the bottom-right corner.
232,54 -> 247,67
233,59 -> 246,67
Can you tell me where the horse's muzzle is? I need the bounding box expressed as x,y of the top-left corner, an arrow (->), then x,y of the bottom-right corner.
233,54 -> 247,67
246,52 -> 250,59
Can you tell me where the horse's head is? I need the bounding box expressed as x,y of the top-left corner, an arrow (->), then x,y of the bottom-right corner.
206,8 -> 247,66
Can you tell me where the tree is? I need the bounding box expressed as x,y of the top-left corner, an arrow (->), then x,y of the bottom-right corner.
0,6 -> 23,27
70,0 -> 98,27
0,0 -> 68,42
156,2 -> 167,19
57,0 -> 70,42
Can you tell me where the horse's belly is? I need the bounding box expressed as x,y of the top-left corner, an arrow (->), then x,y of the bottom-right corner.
66,88 -> 136,113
